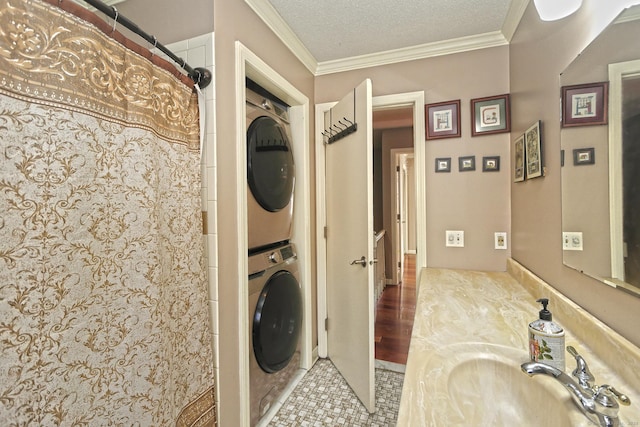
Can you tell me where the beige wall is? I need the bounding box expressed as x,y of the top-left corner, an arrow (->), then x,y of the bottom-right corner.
316,46 -> 512,272
509,0 -> 640,348
117,0 -> 213,44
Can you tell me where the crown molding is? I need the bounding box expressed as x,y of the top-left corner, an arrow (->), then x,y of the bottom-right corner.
502,0 -> 530,41
315,31 -> 508,75
616,3 -> 640,23
244,0 -> 318,74
246,0 -> 518,77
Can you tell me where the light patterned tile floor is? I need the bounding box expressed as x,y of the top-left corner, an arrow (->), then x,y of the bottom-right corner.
268,359 -> 404,426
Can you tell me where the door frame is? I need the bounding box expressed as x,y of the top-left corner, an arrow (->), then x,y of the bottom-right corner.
316,91 -> 426,357
235,42 -> 313,425
609,59 -> 640,281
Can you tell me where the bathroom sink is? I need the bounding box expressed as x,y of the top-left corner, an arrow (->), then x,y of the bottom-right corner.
446,354 -> 573,425
420,343 -> 585,426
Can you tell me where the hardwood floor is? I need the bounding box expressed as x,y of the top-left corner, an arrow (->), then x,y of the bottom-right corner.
374,254 -> 416,365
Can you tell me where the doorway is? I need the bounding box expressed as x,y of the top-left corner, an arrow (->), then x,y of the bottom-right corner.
315,90 -> 426,361
372,108 -> 416,367
235,42 -> 313,426
609,59 -> 640,292
622,75 -> 640,287
391,150 -> 416,284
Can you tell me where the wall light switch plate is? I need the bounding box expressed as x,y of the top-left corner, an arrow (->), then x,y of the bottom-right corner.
563,232 -> 583,251
495,232 -> 507,250
446,230 -> 464,247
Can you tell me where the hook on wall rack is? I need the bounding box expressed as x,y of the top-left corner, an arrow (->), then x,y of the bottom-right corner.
324,117 -> 357,144
322,89 -> 359,144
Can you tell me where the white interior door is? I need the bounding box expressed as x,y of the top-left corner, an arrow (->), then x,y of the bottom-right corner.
325,79 -> 375,413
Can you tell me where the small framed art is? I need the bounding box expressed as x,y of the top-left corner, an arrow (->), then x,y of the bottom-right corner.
471,94 -> 511,136
435,157 -> 451,172
525,121 -> 543,179
573,147 -> 595,165
482,156 -> 500,172
514,135 -> 525,182
426,100 -> 461,140
458,156 -> 476,172
561,82 -> 608,127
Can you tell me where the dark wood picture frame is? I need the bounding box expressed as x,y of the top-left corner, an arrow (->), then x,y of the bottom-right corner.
458,156 -> 476,172
573,147 -> 595,165
482,156 -> 500,172
471,94 -> 511,136
426,100 -> 461,140
435,157 -> 451,172
561,82 -> 608,127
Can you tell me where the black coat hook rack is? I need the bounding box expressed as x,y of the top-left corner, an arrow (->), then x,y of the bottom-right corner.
323,89 -> 358,144
325,118 -> 357,144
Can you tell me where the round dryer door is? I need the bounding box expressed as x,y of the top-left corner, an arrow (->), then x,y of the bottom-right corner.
252,270 -> 302,373
247,116 -> 295,212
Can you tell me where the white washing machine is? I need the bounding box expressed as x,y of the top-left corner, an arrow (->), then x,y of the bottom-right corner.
248,243 -> 302,426
246,81 -> 295,252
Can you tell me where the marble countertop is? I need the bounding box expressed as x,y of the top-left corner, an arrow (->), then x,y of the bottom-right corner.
397,265 -> 640,426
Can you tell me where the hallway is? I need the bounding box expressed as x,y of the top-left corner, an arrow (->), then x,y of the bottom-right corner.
374,254 -> 416,365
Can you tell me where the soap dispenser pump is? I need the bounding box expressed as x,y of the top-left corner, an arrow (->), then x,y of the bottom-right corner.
528,298 -> 565,371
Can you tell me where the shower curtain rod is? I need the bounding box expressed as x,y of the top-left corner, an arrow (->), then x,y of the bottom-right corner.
79,0 -> 212,89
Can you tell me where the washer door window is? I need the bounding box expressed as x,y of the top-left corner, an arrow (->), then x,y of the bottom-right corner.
252,270 -> 302,373
247,116 -> 295,212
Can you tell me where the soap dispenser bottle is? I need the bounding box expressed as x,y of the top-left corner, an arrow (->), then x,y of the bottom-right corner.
528,298 -> 565,371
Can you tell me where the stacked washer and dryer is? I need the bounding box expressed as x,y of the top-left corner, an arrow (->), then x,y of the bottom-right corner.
246,80 -> 302,426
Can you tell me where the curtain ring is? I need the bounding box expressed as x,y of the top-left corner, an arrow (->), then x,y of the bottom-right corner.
111,7 -> 118,33
151,36 -> 158,56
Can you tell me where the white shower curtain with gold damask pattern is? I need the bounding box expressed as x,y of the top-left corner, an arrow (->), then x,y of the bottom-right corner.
0,0 -> 216,425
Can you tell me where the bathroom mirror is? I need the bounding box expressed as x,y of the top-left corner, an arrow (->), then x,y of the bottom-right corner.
561,5 -> 640,297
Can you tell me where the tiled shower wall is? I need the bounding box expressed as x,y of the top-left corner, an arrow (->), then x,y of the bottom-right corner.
166,33 -> 219,410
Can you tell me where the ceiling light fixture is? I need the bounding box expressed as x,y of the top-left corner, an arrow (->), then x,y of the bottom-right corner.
533,0 -> 583,21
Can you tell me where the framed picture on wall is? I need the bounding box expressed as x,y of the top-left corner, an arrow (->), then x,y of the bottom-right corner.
573,147 -> 595,165
525,121 -> 543,179
471,94 -> 511,136
458,156 -> 476,172
425,100 -> 461,140
561,82 -> 608,127
482,156 -> 500,172
435,157 -> 451,172
514,134 -> 525,182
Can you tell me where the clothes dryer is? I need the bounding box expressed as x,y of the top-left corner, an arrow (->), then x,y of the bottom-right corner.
248,243 -> 302,425
246,84 -> 294,252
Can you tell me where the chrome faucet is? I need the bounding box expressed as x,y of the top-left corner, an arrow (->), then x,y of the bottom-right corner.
521,346 -> 630,427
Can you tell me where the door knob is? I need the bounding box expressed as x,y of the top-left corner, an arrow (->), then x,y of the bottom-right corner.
350,256 -> 367,267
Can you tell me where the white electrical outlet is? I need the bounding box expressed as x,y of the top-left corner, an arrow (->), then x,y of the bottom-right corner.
446,230 -> 464,247
495,232 -> 507,250
563,232 -> 583,251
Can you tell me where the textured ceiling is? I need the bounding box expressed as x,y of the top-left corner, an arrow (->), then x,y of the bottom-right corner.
267,0 -> 514,63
